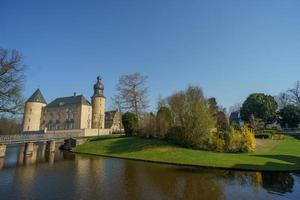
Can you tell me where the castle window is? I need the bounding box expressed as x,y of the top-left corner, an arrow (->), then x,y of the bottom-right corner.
27,126 -> 30,130
28,118 -> 31,122
55,124 -> 59,130
55,120 -> 60,130
69,119 -> 74,129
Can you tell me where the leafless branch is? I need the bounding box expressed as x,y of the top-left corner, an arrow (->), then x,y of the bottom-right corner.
0,47 -> 25,115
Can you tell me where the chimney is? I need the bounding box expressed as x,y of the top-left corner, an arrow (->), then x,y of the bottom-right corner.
74,92 -> 77,96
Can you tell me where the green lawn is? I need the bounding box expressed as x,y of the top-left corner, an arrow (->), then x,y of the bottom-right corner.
72,135 -> 300,171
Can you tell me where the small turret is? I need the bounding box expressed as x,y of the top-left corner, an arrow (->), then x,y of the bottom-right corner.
22,89 -> 47,132
93,76 -> 104,97
91,76 -> 106,129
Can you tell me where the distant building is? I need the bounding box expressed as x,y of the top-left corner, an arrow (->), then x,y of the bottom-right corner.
229,111 -> 243,126
105,110 -> 123,132
22,77 -> 122,136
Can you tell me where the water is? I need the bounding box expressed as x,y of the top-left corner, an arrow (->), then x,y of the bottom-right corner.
1,144 -> 300,200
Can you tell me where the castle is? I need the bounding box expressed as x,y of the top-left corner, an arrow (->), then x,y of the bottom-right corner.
22,77 -> 122,136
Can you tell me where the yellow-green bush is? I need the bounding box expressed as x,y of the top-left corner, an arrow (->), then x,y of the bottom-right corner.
225,126 -> 256,152
241,126 -> 256,152
167,123 -> 256,153
227,127 -> 243,152
215,137 -> 226,152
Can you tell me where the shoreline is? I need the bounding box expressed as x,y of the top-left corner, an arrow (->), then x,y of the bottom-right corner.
72,135 -> 300,172
72,150 -> 300,172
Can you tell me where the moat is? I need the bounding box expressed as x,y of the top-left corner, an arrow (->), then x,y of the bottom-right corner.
1,143 -> 300,200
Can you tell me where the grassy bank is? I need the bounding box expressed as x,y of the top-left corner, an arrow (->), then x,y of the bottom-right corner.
72,135 -> 300,171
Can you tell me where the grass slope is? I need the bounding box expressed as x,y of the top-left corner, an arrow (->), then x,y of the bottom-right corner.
73,135 -> 300,171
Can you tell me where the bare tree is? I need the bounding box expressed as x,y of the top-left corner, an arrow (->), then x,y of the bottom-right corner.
0,48 -> 25,114
115,73 -> 149,119
228,103 -> 242,116
156,95 -> 167,110
287,81 -> 300,107
276,92 -> 290,109
0,117 -> 22,135
110,95 -> 123,113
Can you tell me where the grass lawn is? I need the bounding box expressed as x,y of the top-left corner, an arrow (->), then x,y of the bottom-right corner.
72,135 -> 300,171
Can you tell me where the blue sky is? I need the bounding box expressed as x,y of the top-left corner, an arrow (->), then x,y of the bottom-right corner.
1,0 -> 300,111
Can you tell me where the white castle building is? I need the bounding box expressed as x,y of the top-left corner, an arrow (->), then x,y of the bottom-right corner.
22,77 -> 122,136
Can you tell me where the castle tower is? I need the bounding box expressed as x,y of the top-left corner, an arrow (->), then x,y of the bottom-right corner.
91,76 -> 106,129
22,89 -> 47,132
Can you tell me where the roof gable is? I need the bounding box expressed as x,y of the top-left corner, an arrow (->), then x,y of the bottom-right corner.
26,89 -> 47,104
105,110 -> 118,119
47,95 -> 91,107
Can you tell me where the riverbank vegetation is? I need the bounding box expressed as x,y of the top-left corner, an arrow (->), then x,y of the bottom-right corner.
73,135 -> 300,171
0,118 -> 22,135
120,85 -> 256,153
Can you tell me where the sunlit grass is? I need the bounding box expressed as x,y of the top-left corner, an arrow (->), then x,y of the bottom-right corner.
73,135 -> 300,171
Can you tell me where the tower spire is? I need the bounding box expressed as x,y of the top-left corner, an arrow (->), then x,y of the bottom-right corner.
91,76 -> 106,129
93,76 -> 104,97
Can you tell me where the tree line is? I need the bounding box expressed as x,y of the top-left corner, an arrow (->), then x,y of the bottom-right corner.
112,74 -> 255,153
235,82 -> 300,130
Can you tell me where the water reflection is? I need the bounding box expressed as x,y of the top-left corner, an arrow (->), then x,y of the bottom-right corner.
45,151 -> 55,165
262,172 -> 294,194
0,157 -> 4,169
121,163 -> 225,199
221,170 -> 295,194
0,144 -> 300,200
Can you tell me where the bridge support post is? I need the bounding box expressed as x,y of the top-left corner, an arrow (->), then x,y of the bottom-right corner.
0,144 -> 6,158
46,140 -> 56,152
24,142 -> 34,156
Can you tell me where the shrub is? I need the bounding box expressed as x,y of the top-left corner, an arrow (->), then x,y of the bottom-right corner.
225,126 -> 256,152
156,107 -> 172,138
139,112 -> 156,138
256,129 -> 280,135
255,129 -> 284,140
167,126 -> 188,146
199,131 -> 226,152
166,86 -> 216,148
215,137 -> 226,152
122,112 -> 138,136
241,126 -> 256,152
271,134 -> 285,140
255,133 -> 271,139
226,127 -> 243,152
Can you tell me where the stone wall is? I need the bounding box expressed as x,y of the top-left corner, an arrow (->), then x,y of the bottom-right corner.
46,128 -> 111,137
80,105 -> 92,129
83,128 -> 111,137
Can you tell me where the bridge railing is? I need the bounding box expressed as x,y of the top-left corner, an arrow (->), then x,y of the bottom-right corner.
0,132 -> 85,144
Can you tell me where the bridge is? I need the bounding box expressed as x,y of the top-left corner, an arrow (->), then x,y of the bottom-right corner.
0,132 -> 86,158
0,132 -> 85,145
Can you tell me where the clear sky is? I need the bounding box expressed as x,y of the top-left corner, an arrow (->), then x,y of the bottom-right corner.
1,0 -> 300,111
